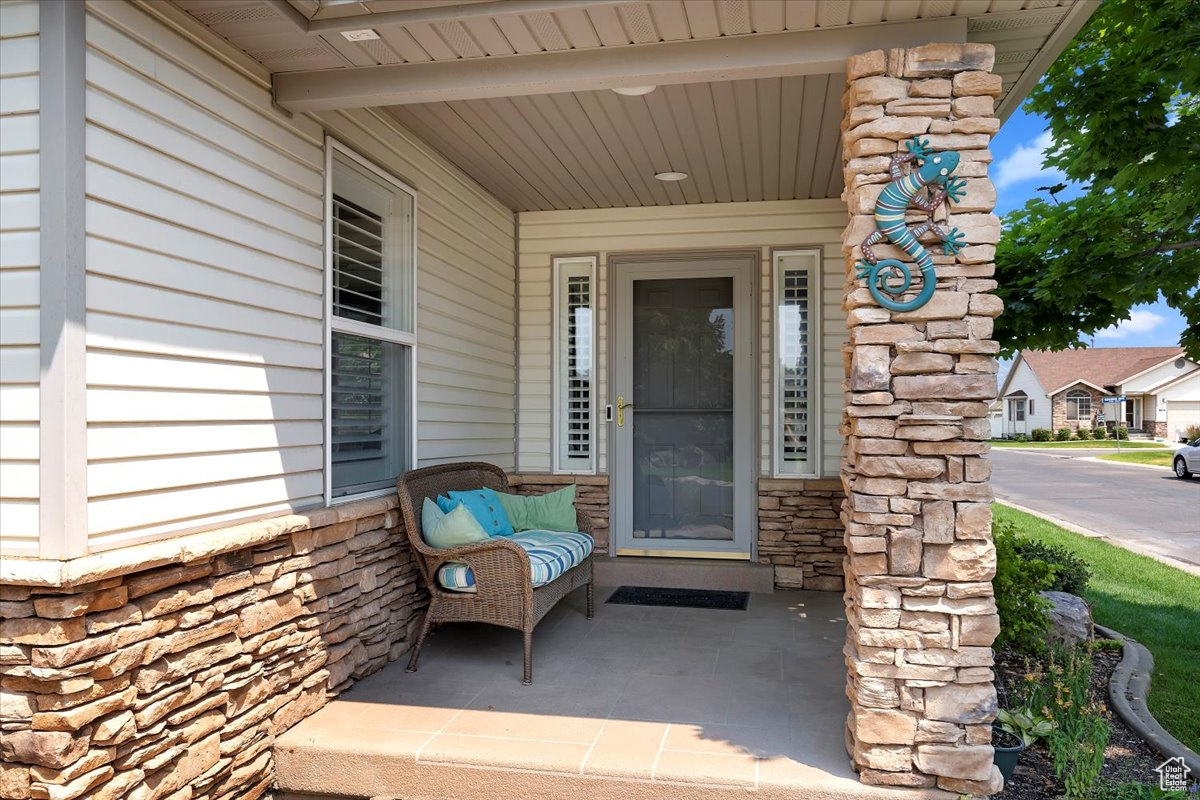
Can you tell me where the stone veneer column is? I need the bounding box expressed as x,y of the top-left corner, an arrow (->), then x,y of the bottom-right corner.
838,44 -> 1004,795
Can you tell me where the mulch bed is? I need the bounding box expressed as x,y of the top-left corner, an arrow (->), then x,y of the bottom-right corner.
994,646 -> 1166,799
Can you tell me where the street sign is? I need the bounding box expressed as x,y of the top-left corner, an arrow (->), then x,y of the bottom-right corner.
1102,396 -> 1126,404
1096,414 -> 1105,424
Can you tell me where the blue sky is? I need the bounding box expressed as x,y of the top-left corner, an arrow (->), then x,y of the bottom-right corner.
990,108 -> 1186,350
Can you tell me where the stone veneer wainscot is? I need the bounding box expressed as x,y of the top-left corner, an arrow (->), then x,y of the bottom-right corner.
0,497 -> 423,800
758,478 -> 847,591
839,43 -> 1005,795
509,474 -> 610,554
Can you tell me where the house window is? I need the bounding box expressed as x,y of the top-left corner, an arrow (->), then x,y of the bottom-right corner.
553,256 -> 596,474
326,140 -> 417,500
1009,399 -> 1026,422
773,250 -> 821,477
1065,390 -> 1092,422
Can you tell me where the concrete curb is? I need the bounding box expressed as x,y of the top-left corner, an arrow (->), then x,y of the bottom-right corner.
1095,623 -> 1200,775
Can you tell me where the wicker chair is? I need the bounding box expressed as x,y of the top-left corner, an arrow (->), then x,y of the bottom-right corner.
396,462 -> 595,685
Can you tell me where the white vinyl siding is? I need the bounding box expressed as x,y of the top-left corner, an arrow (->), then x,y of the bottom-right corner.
552,256 -> 596,474
517,199 -> 846,478
0,0 -> 40,555
0,0 -> 39,556
998,358 -> 1052,435
78,0 -> 515,553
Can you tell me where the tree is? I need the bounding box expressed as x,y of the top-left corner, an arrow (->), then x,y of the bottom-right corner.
994,0 -> 1200,359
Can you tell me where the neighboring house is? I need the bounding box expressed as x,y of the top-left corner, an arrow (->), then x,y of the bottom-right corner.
999,347 -> 1200,439
0,1 -> 1096,799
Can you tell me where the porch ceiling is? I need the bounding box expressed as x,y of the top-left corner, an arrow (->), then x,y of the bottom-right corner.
173,0 -> 1095,211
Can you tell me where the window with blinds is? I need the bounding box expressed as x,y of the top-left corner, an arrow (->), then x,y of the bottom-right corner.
327,143 -> 416,500
554,257 -> 596,474
774,250 -> 820,477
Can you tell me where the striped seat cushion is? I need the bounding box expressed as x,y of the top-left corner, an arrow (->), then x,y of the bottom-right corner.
436,530 -> 593,593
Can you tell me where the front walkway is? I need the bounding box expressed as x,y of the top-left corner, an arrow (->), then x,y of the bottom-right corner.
275,588 -> 947,799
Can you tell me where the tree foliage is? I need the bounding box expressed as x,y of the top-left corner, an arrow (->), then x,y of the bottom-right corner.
994,0 -> 1200,358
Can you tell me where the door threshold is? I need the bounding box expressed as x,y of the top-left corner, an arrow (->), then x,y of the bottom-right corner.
595,555 -> 775,594
614,547 -> 751,560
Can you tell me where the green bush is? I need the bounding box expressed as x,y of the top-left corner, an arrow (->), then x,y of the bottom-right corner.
1056,428 -> 1073,441
1115,425 -> 1129,440
1076,426 -> 1093,440
1182,422 -> 1200,441
1093,426 -> 1107,440
993,522 -> 1054,653
1032,427 -> 1053,442
1014,538 -> 1092,594
1013,433 -> 1030,442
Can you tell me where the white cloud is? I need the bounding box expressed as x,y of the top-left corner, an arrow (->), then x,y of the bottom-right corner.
993,130 -> 1065,190
1095,310 -> 1166,340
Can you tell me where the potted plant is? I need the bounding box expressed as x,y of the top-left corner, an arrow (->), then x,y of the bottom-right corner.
994,707 -> 1055,783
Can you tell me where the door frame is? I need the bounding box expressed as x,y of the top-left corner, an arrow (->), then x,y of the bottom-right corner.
608,250 -> 758,560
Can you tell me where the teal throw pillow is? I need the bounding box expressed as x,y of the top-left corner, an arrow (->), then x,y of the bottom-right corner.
439,488 -> 514,537
421,497 -> 489,549
497,485 -> 577,532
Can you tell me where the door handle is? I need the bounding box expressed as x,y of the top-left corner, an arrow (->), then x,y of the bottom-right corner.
616,395 -> 635,427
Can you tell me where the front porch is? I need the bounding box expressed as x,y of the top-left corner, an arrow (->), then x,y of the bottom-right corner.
275,588 -> 940,800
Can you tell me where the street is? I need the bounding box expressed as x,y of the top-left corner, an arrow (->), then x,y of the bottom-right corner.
990,448 -> 1200,574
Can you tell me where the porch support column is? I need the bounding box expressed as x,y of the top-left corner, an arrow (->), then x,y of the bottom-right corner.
838,44 -> 1004,794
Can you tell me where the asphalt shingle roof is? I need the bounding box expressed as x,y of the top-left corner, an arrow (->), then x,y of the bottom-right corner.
1021,347 -> 1184,394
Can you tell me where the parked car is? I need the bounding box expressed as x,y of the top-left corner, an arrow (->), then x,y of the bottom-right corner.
1173,439 -> 1200,479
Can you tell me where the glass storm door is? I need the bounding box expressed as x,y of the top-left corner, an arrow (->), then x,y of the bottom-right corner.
612,256 -> 755,558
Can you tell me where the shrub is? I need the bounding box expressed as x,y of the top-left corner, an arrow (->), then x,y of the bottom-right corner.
993,522 -> 1054,653
1115,425 -> 1129,440
1014,538 -> 1092,594
1076,426 -> 1093,440
1056,428 -> 1073,441
1183,422 -> 1200,441
1032,427 -> 1053,442
1093,426 -> 1107,440
1013,433 -> 1030,442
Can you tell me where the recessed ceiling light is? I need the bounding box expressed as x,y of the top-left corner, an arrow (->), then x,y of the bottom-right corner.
341,29 -> 380,41
613,86 -> 657,96
654,171 -> 688,182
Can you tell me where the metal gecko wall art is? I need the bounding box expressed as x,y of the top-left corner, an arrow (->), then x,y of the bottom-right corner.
856,137 -> 967,312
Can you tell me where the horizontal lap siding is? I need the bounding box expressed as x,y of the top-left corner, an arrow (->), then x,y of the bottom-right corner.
78,1 -> 515,553
83,1 -> 326,551
517,199 -> 847,478
315,107 -> 516,469
0,0 -> 40,554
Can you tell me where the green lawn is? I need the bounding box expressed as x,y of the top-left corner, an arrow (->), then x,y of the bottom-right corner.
991,440 -> 1166,449
994,503 -> 1200,751
1097,450 -> 1175,467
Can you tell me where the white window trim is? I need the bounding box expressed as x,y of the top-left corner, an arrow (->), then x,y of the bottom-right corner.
771,248 -> 822,478
551,255 -> 598,475
324,136 -> 419,505
1065,389 -> 1091,422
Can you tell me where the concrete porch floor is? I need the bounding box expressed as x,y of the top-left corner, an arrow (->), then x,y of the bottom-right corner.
275,588 -> 948,800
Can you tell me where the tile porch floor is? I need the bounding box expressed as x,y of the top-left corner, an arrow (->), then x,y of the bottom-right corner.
275,588 -> 949,800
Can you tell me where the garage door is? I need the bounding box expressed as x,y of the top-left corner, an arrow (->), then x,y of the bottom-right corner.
1167,400 -> 1200,440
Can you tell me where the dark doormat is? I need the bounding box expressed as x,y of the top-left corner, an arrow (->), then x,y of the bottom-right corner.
605,585 -> 749,611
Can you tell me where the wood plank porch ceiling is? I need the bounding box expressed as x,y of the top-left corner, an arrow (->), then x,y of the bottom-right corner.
174,0 -> 1091,211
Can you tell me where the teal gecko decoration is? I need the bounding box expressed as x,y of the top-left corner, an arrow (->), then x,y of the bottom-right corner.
855,137 -> 967,312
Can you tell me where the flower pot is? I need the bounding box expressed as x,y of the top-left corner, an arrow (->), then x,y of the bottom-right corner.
992,725 -> 1026,784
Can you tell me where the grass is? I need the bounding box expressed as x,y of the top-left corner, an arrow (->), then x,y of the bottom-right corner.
1097,450 -> 1175,467
991,440 -> 1166,448
995,503 -> 1200,750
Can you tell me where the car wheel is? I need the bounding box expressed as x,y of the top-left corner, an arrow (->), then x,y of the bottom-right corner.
1174,457 -> 1193,479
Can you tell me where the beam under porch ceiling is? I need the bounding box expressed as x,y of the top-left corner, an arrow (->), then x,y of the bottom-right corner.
272,17 -> 969,112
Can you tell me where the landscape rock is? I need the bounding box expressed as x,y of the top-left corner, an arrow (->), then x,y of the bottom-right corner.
1041,591 -> 1093,646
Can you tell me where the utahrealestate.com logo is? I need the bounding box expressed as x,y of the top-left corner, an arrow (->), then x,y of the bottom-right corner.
1154,756 -> 1193,793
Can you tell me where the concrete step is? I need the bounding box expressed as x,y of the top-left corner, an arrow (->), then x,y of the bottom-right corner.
592,555 -> 776,593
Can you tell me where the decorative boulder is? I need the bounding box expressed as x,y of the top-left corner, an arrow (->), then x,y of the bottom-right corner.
1041,591 -> 1092,646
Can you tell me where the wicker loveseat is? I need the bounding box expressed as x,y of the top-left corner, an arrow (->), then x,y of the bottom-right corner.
396,462 -> 595,684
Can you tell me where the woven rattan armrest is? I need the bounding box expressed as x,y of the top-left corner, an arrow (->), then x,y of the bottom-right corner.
423,537 -> 532,598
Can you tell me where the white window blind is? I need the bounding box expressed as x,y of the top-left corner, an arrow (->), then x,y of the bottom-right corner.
326,142 -> 417,500
774,250 -> 820,477
554,257 -> 596,474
